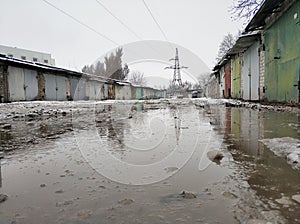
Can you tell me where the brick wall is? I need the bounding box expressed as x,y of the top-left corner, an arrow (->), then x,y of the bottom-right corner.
259,45 -> 265,101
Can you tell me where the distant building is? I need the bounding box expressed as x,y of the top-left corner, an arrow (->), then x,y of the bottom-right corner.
0,45 -> 55,66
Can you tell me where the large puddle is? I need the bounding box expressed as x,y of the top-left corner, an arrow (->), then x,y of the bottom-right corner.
0,99 -> 299,223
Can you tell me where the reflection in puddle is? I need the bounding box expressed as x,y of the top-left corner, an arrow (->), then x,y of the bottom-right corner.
0,100 -> 299,223
0,159 -> 2,188
74,102 -> 204,185
209,106 -> 300,222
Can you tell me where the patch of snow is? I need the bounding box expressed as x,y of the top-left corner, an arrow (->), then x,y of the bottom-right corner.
292,195 -> 300,204
260,137 -> 300,166
287,152 -> 299,164
275,196 -> 295,206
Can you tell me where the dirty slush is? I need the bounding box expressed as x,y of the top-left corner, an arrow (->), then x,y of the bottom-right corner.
0,99 -> 300,224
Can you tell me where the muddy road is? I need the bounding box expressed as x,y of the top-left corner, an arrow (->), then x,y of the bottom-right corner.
0,99 -> 299,224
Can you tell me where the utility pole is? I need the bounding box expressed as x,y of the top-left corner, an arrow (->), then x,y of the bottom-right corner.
165,48 -> 187,87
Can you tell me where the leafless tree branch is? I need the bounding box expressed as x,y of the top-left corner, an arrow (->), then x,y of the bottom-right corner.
216,31 -> 241,62
129,71 -> 147,86
230,0 -> 264,23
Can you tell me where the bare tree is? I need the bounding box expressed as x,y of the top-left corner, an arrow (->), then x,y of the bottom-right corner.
230,0 -> 264,22
216,33 -> 236,62
197,72 -> 210,90
216,30 -> 242,62
129,71 -> 147,86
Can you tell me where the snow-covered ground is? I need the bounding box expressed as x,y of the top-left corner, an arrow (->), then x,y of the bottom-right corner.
260,137 -> 300,168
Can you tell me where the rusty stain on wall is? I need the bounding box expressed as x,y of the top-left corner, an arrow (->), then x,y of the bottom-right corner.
66,78 -> 71,100
0,65 -> 8,102
225,61 -> 231,98
37,72 -> 45,100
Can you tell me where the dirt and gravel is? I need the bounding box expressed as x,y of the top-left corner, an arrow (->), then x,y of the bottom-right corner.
0,98 -> 299,223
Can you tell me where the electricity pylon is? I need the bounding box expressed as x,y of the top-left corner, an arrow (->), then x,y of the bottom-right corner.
165,48 -> 188,87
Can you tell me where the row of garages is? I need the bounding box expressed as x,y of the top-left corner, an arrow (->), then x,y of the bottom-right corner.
0,55 -> 165,103
206,0 -> 300,103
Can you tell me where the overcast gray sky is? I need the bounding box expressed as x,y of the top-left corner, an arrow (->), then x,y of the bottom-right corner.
0,0 -> 243,83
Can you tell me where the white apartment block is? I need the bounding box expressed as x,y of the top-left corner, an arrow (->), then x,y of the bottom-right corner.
0,45 -> 55,66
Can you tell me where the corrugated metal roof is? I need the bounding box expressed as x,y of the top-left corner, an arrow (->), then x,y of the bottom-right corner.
245,0 -> 286,31
213,56 -> 229,71
213,33 -> 260,71
0,54 -> 110,83
228,33 -> 260,55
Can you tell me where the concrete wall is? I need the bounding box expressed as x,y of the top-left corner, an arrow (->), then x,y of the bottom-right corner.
206,76 -> 220,98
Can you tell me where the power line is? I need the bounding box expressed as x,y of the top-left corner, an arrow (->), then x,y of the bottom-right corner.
95,0 -> 163,58
41,0 -> 148,63
41,0 -> 119,46
141,0 -> 174,50
95,0 -> 144,41
41,0 -> 173,67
